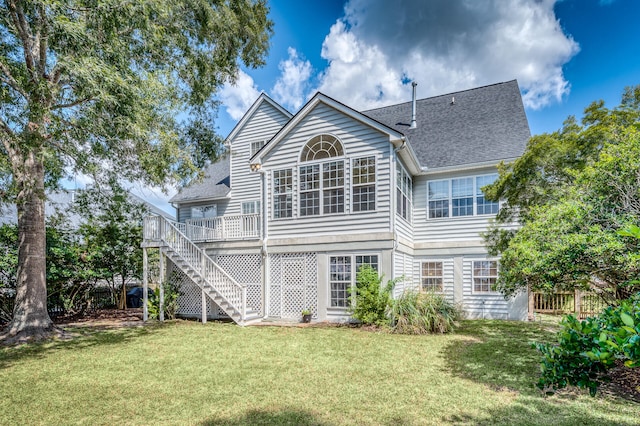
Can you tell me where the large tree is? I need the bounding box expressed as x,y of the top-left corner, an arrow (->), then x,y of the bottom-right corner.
484,87 -> 640,303
0,0 -> 272,342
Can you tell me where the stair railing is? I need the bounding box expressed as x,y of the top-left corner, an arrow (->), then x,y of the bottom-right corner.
153,216 -> 248,321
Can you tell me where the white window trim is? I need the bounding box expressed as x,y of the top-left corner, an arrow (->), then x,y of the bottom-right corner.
427,173 -> 499,220
470,258 -> 500,294
351,156 -> 377,214
396,161 -> 413,223
190,204 -> 217,219
420,260 -> 446,294
328,253 -> 380,310
242,200 -> 261,215
250,140 -> 267,158
272,168 -> 293,220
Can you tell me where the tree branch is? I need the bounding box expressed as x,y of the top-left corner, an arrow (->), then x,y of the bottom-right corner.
7,0 -> 36,77
52,97 -> 92,110
37,2 -> 48,77
0,60 -> 29,100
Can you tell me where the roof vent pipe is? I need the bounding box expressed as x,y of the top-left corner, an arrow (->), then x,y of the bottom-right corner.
410,81 -> 417,129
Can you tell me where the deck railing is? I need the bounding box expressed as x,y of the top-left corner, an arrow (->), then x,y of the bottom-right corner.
144,214 -> 260,243
533,291 -> 609,319
185,214 -> 261,241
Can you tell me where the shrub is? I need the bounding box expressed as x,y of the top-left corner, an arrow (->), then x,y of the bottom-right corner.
348,265 -> 394,326
388,291 -> 463,334
148,280 -> 181,320
535,292 -> 640,396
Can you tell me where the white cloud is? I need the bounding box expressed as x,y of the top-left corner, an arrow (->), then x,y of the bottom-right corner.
316,0 -> 579,110
272,47 -> 313,111
219,70 -> 261,120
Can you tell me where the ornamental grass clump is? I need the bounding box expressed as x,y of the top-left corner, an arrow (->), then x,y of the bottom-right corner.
389,291 -> 463,334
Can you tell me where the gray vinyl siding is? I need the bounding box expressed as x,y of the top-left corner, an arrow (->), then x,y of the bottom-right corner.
264,102 -> 393,238
393,251 -> 414,297
461,257 -> 508,319
228,102 -> 290,215
413,167 -> 500,243
395,216 -> 413,242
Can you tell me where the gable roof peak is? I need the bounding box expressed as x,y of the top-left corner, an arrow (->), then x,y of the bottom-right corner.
225,92 -> 292,143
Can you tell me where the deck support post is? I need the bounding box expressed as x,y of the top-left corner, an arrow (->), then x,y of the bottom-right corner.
143,248 -> 149,322
201,254 -> 207,324
201,289 -> 207,324
527,285 -> 535,321
159,250 -> 165,322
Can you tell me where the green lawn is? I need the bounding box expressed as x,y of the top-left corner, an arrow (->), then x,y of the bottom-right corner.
0,320 -> 638,425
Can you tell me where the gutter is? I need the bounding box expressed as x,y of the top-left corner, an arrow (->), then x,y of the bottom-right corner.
417,157 -> 520,176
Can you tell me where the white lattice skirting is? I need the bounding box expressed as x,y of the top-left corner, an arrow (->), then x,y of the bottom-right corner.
170,253 -> 263,319
268,252 -> 318,319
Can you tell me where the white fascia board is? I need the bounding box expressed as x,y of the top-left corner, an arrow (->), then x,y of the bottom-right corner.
256,92 -> 406,163
394,138 -> 422,175
225,93 -> 292,144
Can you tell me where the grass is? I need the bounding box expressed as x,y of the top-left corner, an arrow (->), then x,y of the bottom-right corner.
0,320 -> 638,425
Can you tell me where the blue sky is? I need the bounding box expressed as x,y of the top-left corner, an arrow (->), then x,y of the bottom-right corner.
217,0 -> 640,137
135,0 -> 640,212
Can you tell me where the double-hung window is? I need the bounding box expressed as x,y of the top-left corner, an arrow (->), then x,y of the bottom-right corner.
250,140 -> 266,157
428,174 -> 498,218
273,169 -> 293,218
397,162 -> 412,221
329,254 -> 379,308
352,156 -> 376,212
472,260 -> 498,292
322,161 -> 345,214
242,200 -> 260,215
299,164 -> 320,216
421,262 -> 443,292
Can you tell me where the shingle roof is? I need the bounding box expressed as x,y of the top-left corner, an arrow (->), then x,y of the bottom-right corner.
362,80 -> 530,169
169,155 -> 231,203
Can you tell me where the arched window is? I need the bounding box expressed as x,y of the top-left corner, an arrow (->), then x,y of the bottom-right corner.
300,134 -> 344,162
298,134 -> 345,216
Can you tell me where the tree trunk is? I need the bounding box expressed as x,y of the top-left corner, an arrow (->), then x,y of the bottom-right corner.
1,151 -> 60,344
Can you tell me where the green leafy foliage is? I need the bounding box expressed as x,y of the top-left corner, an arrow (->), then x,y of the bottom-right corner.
388,291 -> 463,334
73,187 -> 147,309
484,86 -> 640,301
1,0 -> 273,337
536,292 -> 640,396
147,280 -> 181,320
0,224 -> 18,323
348,265 -> 394,326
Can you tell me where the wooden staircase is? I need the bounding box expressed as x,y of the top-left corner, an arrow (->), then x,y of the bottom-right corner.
146,216 -> 262,325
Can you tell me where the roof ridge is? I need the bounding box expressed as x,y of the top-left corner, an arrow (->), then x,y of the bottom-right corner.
361,80 -> 518,113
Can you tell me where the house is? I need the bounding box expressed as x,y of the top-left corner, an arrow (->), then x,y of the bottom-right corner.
141,80 -> 531,325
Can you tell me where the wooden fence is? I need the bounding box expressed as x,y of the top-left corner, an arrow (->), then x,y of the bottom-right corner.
532,291 -> 609,319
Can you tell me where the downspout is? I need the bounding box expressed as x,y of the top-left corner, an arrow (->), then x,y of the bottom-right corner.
392,137 -> 408,290
391,137 -> 406,285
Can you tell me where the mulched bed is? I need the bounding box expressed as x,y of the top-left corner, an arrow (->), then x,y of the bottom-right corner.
600,361 -> 640,402
54,308 -> 144,327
